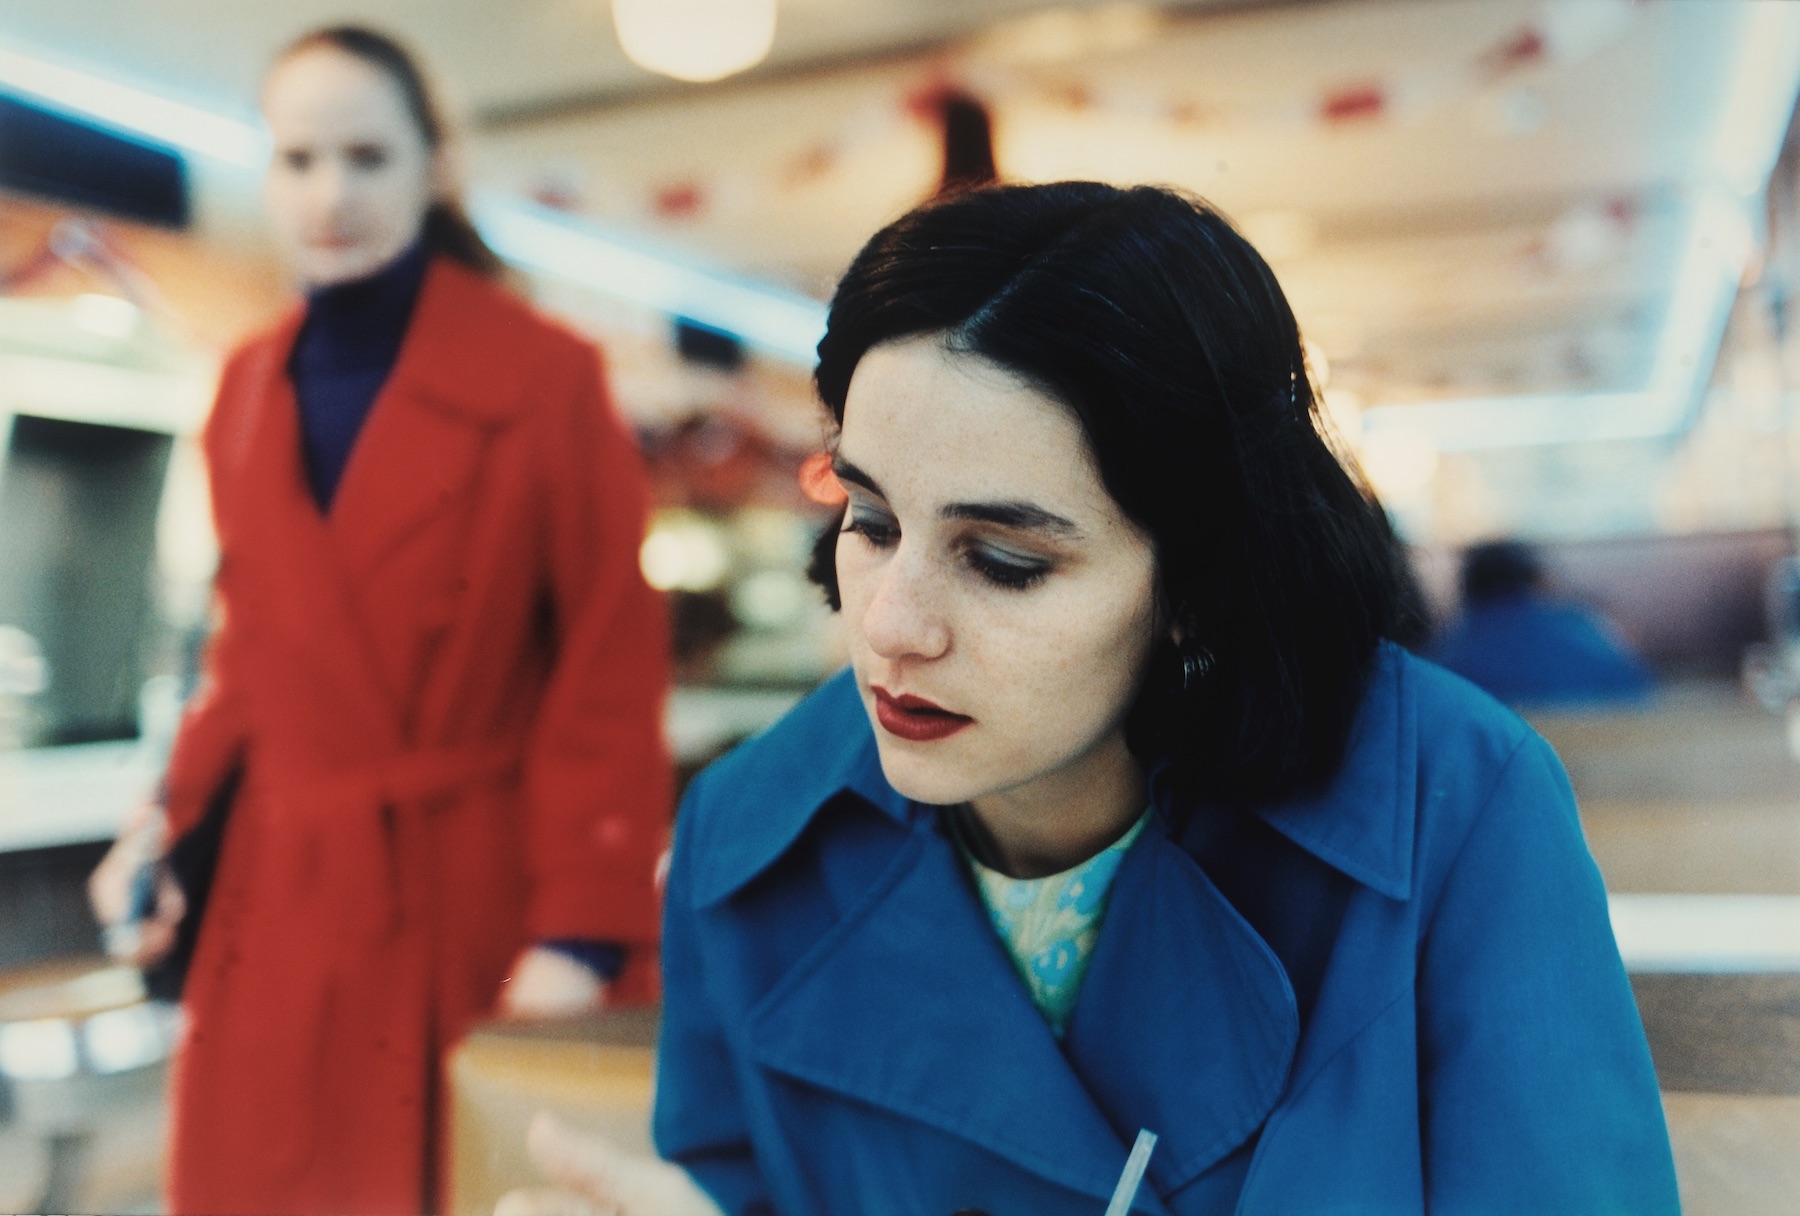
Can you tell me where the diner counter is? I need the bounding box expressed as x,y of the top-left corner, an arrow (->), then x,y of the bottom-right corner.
0,685 -> 807,856
1527,684 -> 1800,898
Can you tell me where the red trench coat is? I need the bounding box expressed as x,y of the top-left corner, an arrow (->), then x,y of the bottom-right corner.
159,258 -> 671,1216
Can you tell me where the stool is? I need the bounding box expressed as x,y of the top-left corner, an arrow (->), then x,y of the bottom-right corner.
0,956 -> 177,1214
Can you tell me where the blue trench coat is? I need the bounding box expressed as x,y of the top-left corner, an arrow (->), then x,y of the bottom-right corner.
653,644 -> 1679,1214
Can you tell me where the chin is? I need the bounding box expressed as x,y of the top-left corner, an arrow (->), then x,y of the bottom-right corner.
301,248 -> 388,287
871,738 -> 989,809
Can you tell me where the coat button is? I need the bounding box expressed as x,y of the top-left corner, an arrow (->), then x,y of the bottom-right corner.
593,815 -> 633,850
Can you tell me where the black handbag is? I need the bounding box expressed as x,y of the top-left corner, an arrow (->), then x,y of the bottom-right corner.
143,764 -> 240,1002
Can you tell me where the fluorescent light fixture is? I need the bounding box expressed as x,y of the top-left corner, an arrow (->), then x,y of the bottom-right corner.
1360,427 -> 1439,501
1711,1 -> 1800,198
0,42 -> 264,166
1368,185 -> 1754,452
1366,5 -> 1800,453
1647,188 -> 1750,401
1365,391 -> 1662,452
471,192 -> 827,364
0,41 -> 825,364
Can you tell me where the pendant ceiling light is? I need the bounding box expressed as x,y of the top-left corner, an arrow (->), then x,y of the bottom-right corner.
612,0 -> 777,83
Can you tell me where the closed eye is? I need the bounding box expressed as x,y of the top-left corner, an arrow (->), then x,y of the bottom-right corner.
964,542 -> 1052,591
347,143 -> 390,171
841,507 -> 898,550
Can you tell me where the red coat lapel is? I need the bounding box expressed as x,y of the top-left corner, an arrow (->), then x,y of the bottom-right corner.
327,260 -> 529,587
223,317 -> 405,741
210,261 -> 556,750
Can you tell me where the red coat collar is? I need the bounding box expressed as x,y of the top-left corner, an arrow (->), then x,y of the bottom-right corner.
259,256 -> 541,429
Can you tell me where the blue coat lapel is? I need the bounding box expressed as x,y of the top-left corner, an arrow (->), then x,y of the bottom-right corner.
1063,819 -> 1299,1196
744,801 -> 1301,1210
699,650 -> 1419,1206
746,820 -> 1173,1212
692,670 -> 907,910
1248,644 -> 1421,1096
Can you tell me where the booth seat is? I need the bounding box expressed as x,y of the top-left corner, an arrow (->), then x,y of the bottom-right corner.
1635,971 -> 1800,1215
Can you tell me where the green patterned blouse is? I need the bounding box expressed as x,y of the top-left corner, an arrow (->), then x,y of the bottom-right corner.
954,809 -> 1151,1036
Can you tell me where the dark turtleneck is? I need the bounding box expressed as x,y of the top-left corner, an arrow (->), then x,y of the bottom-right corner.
289,238 -> 431,509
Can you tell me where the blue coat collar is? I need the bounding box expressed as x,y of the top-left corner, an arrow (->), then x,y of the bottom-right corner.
1256,642 -> 1416,901
693,641 -> 1416,909
691,671 -> 907,908
744,807 -> 1296,1207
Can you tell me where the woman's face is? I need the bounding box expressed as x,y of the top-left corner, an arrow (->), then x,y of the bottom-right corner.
262,47 -> 438,287
835,336 -> 1161,814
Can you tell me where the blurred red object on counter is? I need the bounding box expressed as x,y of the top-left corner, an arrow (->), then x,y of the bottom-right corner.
799,451 -> 847,505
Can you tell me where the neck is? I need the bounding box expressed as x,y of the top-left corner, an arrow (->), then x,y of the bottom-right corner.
304,237 -> 430,309
966,734 -> 1146,879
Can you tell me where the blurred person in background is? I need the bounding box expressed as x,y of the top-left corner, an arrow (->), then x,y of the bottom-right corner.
86,26 -> 670,1216
1431,539 -> 1654,708
497,183 -> 1676,1216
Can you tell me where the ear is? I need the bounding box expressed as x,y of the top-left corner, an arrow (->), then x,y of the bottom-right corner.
1154,588 -> 1185,646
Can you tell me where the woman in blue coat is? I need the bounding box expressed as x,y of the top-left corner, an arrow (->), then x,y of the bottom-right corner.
504,183 -> 1678,1215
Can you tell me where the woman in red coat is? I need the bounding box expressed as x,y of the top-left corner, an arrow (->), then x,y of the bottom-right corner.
87,26 -> 671,1216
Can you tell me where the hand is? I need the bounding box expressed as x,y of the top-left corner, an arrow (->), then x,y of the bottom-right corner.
88,802 -> 186,968
494,1113 -> 725,1216
498,947 -> 607,1020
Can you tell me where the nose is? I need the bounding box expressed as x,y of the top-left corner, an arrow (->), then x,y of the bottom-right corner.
859,545 -> 951,663
310,158 -> 353,218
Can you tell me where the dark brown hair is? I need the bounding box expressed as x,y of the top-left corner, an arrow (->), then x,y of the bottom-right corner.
273,25 -> 504,277
812,182 -> 1426,806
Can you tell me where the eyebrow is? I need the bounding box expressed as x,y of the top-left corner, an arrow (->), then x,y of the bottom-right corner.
832,456 -> 1084,538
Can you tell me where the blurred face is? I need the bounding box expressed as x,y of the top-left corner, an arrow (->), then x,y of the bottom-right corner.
262,46 -> 438,287
835,337 -> 1161,828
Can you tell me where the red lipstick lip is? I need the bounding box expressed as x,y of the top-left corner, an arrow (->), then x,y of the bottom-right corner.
871,685 -> 973,743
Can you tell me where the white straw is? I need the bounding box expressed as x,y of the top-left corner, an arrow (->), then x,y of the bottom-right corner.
1103,1128 -> 1158,1216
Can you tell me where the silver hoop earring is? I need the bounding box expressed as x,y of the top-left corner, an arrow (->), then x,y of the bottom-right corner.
1180,646 -> 1214,692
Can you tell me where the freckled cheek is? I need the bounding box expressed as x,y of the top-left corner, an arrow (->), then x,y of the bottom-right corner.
834,554 -> 881,652
968,591 -> 1153,751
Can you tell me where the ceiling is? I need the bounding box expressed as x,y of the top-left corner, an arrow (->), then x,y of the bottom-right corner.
0,0 -> 1791,422
0,0 -> 1225,124
469,0 -> 1776,414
